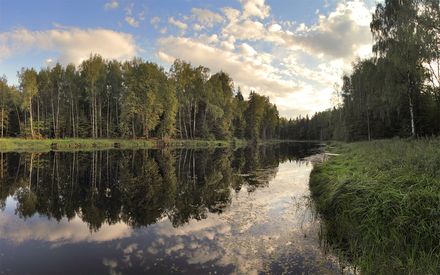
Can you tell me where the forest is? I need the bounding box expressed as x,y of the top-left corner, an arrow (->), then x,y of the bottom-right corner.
0,58 -> 279,141
282,0 -> 440,141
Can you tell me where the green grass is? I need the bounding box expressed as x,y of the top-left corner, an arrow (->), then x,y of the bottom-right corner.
0,138 -> 248,152
310,139 -> 440,274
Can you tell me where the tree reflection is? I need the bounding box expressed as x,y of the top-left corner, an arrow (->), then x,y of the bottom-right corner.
0,142 -> 316,230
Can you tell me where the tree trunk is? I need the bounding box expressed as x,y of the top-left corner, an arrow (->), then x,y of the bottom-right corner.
407,72 -> 416,137
183,108 -> 188,139
98,98 -> 102,138
94,94 -> 98,138
178,107 -> 183,139
75,100 -> 79,138
37,97 -> 40,136
15,107 -> 21,133
1,107 -> 4,138
132,116 -> 136,139
29,153 -> 34,191
193,101 -> 196,138
71,90 -> 75,138
409,94 -> 416,137
91,101 -> 94,138
107,96 -> 110,138
115,102 -> 119,128
56,92 -> 60,138
366,96 -> 371,141
51,99 -> 56,138
29,98 -> 34,138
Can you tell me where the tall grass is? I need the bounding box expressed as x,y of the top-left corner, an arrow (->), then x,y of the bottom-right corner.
310,139 -> 440,274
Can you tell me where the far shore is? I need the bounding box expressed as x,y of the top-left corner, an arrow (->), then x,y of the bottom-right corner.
0,138 -> 319,152
0,138 -> 245,152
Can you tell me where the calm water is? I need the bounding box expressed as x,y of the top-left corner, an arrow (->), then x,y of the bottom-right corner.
0,143 -> 340,274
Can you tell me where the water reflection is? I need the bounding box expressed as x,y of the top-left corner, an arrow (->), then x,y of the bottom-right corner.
0,143 -> 339,274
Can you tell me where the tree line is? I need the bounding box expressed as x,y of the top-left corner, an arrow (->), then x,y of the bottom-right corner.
0,58 -> 280,140
283,0 -> 440,141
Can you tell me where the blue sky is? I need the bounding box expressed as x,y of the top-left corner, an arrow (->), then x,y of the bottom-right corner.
0,0 -> 377,118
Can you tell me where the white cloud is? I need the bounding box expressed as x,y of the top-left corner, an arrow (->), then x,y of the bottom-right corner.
241,0 -> 271,19
222,7 -> 241,22
0,213 -> 132,244
125,16 -> 139,27
104,0 -> 119,10
157,36 -> 301,99
281,0 -> 373,59
222,19 -> 267,41
197,34 -> 219,45
220,35 -> 236,51
268,23 -> 282,32
124,3 -> 140,28
168,17 -> 188,30
0,27 -> 139,64
44,58 -> 54,66
191,8 -> 224,29
193,24 -> 203,31
240,43 -> 257,57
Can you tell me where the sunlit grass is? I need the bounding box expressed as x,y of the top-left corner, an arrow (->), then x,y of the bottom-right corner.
310,138 -> 440,274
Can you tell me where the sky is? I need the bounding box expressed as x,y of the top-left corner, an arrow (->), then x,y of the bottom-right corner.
0,0 -> 378,118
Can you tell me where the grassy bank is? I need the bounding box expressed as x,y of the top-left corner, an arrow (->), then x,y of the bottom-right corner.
310,139 -> 440,274
0,138 -> 248,152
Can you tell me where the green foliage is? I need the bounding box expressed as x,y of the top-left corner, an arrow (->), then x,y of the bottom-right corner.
244,92 -> 279,140
2,56 -> 285,141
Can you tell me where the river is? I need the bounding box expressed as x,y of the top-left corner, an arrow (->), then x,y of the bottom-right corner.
0,143 -> 341,274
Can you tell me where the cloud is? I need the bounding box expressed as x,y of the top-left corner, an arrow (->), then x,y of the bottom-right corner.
222,19 -> 267,41
125,16 -> 140,27
222,7 -> 241,22
168,17 -> 188,30
124,3 -> 140,28
241,0 -> 271,19
240,43 -> 257,57
191,8 -> 224,28
0,27 -> 139,64
157,36 -> 301,99
220,35 -> 235,51
268,23 -> 282,32
104,0 -> 119,10
0,214 -> 132,244
280,0 -> 373,59
222,1 -> 372,60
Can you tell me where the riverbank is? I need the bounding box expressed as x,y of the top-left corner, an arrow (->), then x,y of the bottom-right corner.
309,139 -> 440,274
0,138 -> 249,152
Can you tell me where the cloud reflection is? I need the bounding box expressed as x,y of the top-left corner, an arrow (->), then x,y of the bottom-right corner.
0,212 -> 133,245
108,161 -> 339,274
